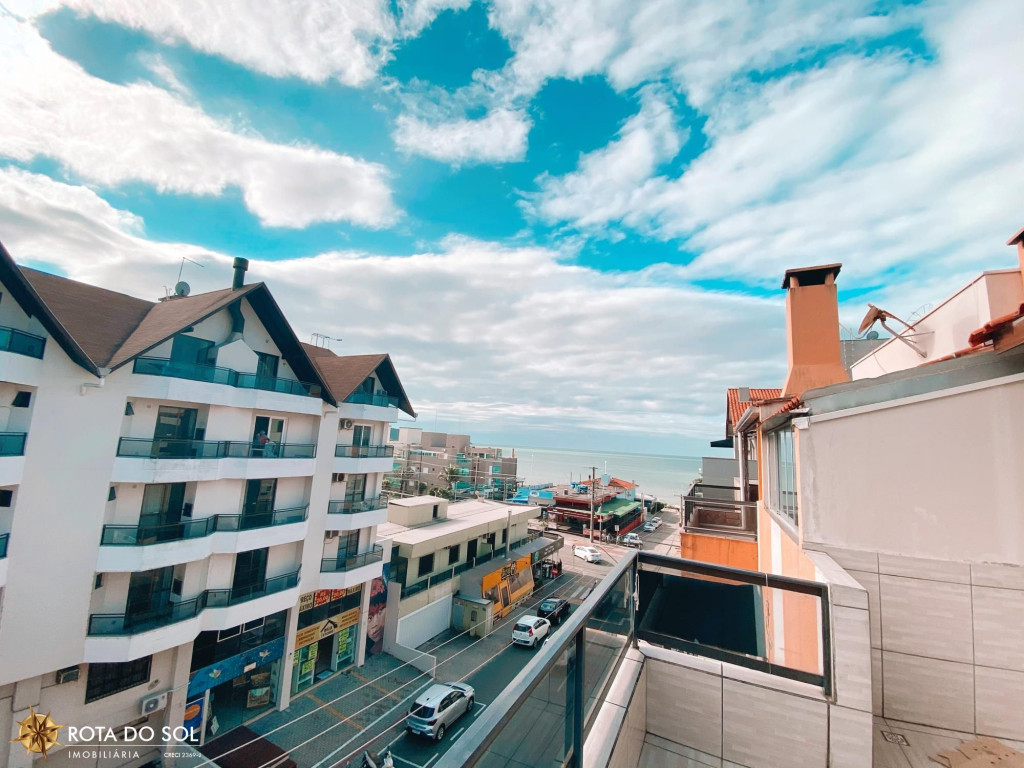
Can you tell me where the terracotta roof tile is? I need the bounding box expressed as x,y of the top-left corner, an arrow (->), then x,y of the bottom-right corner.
726,387 -> 782,435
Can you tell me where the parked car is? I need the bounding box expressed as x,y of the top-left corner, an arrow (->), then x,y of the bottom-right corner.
572,544 -> 602,562
620,532 -> 643,549
537,598 -> 570,625
406,682 -> 475,741
512,615 -> 551,648
642,517 -> 663,532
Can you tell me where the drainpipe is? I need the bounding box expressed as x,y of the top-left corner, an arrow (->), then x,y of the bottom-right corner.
80,368 -> 111,395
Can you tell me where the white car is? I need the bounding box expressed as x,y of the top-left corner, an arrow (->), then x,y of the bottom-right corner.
572,544 -> 602,563
512,615 -> 551,648
406,682 -> 475,741
643,517 -> 663,532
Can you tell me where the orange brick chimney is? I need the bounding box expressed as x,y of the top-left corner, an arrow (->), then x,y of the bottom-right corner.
781,263 -> 850,398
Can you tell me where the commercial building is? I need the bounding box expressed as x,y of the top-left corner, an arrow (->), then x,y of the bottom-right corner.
547,476 -> 643,539
376,496 -> 561,661
387,429 -> 519,500
0,245 -> 414,767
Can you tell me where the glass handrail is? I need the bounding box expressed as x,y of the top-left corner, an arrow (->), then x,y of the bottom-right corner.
0,432 -> 27,457
133,357 -> 320,397
333,444 -> 394,458
0,326 -> 46,359
99,505 -> 309,545
344,391 -> 399,408
115,437 -> 317,459
327,497 -> 384,514
320,545 -> 385,572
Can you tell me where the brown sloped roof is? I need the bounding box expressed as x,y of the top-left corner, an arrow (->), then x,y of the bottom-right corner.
21,267 -> 153,369
726,387 -> 782,436
300,342 -> 416,417
108,284 -> 261,369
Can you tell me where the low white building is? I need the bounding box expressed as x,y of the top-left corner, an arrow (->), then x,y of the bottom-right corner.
0,246 -> 415,767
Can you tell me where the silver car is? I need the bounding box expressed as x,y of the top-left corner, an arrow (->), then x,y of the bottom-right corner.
406,682 -> 475,741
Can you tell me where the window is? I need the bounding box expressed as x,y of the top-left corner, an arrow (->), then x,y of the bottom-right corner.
766,425 -> 798,525
432,504 -> 439,519
124,401 -> 135,416
418,553 -> 435,577
85,657 -> 152,703
0,489 -> 11,507
448,544 -> 460,566
107,486 -> 116,502
93,574 -> 103,590
255,352 -> 280,380
12,391 -> 31,408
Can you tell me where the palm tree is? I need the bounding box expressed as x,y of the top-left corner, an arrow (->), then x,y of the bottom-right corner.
440,465 -> 462,499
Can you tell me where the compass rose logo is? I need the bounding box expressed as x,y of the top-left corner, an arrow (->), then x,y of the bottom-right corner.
11,706 -> 64,758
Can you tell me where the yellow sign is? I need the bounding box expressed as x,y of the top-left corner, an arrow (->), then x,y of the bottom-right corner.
11,706 -> 64,758
481,556 -> 534,618
294,607 -> 360,650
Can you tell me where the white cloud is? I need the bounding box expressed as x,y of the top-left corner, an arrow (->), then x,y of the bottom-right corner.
396,0 -> 473,37
0,17 -> 398,229
529,0 -> 1024,294
393,108 -> 531,165
0,167 -> 786,453
46,0 -> 396,87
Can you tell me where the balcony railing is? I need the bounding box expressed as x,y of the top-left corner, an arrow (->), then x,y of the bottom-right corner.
344,391 -> 399,408
0,432 -> 26,457
683,483 -> 757,538
334,444 -> 394,459
435,551 -> 832,768
0,326 -> 45,359
99,505 -> 309,546
0,532 -> 8,558
116,437 -> 316,459
87,570 -> 300,635
320,545 -> 384,573
132,357 -> 320,398
327,497 -> 384,515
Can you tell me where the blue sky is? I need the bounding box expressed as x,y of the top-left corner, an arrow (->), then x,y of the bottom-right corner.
1,0 -> 1022,456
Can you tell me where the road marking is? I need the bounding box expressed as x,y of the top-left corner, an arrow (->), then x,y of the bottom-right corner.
472,703 -> 487,718
425,754 -> 440,768
451,727 -> 465,740
392,755 -> 421,768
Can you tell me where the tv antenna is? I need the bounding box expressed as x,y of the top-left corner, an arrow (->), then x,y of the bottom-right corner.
176,256 -> 205,284
311,333 -> 343,348
858,304 -> 928,358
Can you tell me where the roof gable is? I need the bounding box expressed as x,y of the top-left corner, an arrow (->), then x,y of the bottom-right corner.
726,387 -> 782,436
301,343 -> 416,417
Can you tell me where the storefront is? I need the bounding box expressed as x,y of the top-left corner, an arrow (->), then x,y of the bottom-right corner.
186,611 -> 288,744
481,555 -> 534,618
291,587 -> 362,694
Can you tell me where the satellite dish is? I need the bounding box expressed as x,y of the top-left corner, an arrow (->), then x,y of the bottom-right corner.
858,304 -> 886,335
866,330 -> 880,340
174,281 -> 191,297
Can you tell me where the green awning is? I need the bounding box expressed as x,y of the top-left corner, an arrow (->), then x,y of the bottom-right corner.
600,499 -> 640,517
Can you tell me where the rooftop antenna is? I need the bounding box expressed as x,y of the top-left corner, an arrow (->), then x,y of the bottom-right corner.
176,255 -> 204,284
858,304 -> 928,358
310,333 -> 343,349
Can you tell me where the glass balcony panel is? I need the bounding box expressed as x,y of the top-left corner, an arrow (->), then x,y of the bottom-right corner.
328,497 -> 383,514
133,357 -> 318,397
0,326 -> 46,359
0,432 -> 27,457
320,545 -> 384,573
0,532 -> 8,558
583,567 -> 633,726
334,444 -> 394,459
344,391 -> 399,408
100,507 -> 308,545
115,438 -> 316,460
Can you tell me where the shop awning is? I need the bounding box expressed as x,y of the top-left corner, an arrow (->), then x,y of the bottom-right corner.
601,498 -> 641,517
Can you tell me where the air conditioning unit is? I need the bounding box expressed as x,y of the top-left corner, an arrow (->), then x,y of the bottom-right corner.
140,692 -> 168,716
341,419 -> 354,430
332,473 -> 346,483
55,666 -> 80,685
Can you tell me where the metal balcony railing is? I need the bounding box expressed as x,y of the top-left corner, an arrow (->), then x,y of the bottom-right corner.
683,483 -> 757,538
0,326 -> 45,359
435,551 -> 832,768
327,497 -> 384,515
86,570 -> 300,636
344,391 -> 399,408
132,357 -> 320,397
0,432 -> 27,457
99,505 -> 308,545
115,437 -> 316,459
334,444 -> 394,459
320,545 -> 384,573
0,532 -> 8,558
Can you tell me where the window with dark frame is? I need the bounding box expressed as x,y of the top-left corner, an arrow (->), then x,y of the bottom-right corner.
418,552 -> 435,577
0,489 -> 11,507
85,656 -> 152,703
448,544 -> 460,566
11,391 -> 31,408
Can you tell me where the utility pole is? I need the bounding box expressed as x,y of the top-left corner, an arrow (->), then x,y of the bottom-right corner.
589,466 -> 597,544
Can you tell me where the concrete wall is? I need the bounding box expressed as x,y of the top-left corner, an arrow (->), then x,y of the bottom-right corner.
396,595 -> 452,649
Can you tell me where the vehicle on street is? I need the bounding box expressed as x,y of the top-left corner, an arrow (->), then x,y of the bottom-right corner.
642,517 -> 663,532
572,544 -> 602,562
537,598 -> 570,625
620,532 -> 643,549
512,615 -> 551,648
406,682 -> 475,741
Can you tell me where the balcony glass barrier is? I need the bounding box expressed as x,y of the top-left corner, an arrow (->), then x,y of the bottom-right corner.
99,505 -> 308,545
116,437 -> 316,459
87,570 -> 300,635
0,532 -> 8,558
0,326 -> 46,359
327,497 -> 384,515
132,357 -> 320,398
344,391 -> 399,408
683,482 -> 757,536
320,545 -> 384,573
334,444 -> 394,459
0,432 -> 27,457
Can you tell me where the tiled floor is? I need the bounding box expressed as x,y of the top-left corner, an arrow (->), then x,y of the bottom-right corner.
873,717 -> 1024,767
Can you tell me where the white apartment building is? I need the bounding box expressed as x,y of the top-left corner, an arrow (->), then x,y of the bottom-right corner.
0,247 -> 415,767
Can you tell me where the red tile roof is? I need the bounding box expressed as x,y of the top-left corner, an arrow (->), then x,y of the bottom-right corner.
726,388 -> 782,435
607,477 -> 638,490
968,303 -> 1024,346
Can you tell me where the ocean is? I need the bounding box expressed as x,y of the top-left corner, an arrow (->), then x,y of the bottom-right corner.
503,446 -> 702,504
